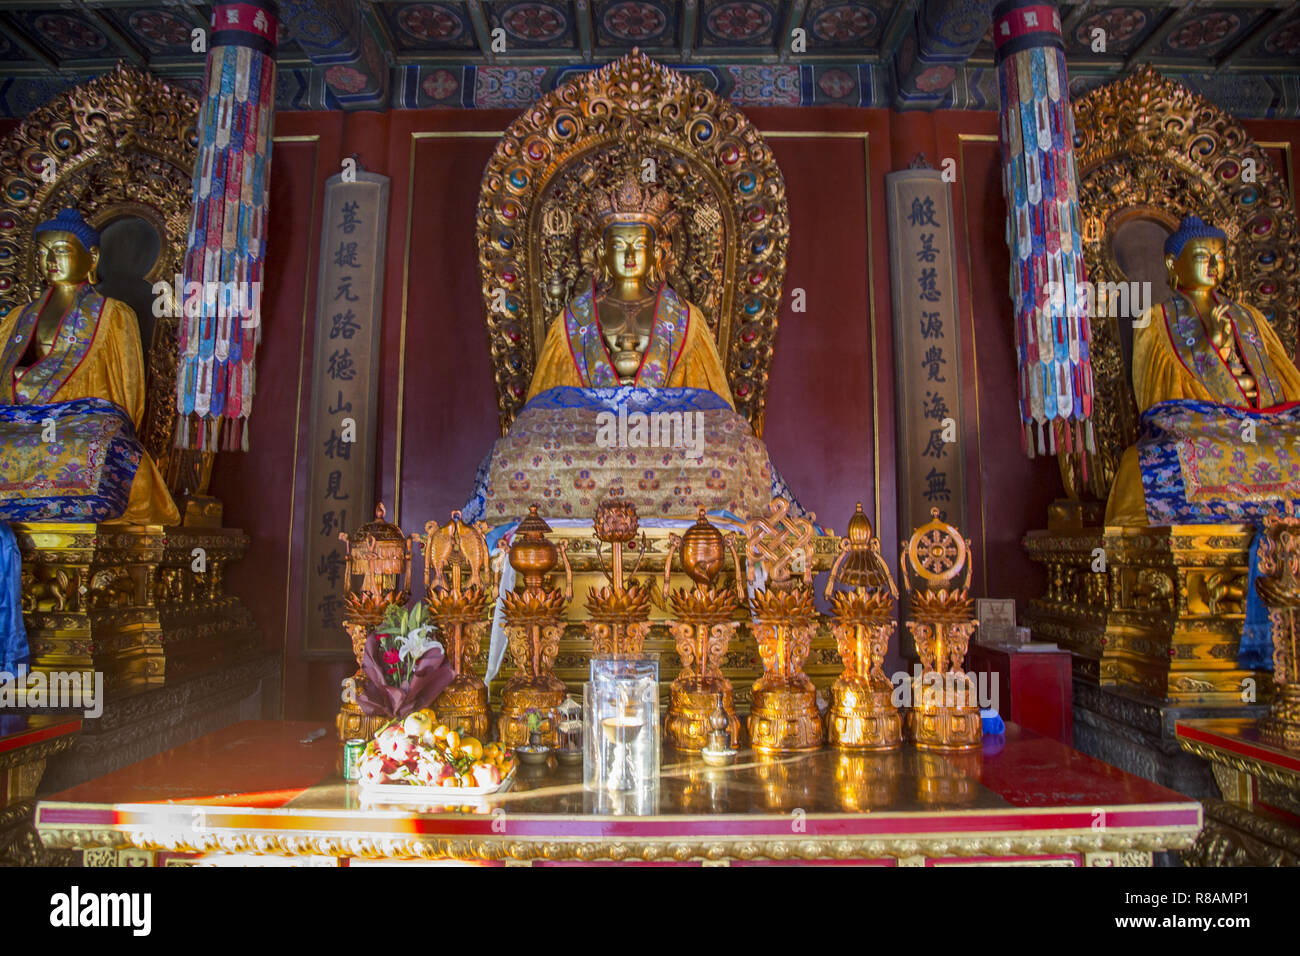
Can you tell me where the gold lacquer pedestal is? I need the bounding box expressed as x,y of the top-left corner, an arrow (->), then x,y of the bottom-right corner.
499,507 -> 572,748
585,498 -> 652,656
902,509 -> 981,752
662,510 -> 744,750
1255,510 -> 1300,751
745,499 -> 824,754
336,504 -> 415,743
423,513 -> 496,741
825,504 -> 902,750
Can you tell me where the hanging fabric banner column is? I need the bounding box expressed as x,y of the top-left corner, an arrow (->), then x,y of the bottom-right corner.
175,0 -> 278,453
994,0 -> 1095,469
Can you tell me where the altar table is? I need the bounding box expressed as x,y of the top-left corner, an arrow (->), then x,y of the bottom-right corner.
1175,719 -> 1300,866
34,720 -> 1200,865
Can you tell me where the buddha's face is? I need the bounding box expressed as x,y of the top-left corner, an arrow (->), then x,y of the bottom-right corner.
1167,237 -> 1226,293
36,230 -> 97,286
602,223 -> 654,284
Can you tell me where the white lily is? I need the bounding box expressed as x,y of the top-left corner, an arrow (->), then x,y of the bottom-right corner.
396,624 -> 442,663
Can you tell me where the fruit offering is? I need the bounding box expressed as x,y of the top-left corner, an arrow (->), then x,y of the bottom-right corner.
358,710 -> 516,789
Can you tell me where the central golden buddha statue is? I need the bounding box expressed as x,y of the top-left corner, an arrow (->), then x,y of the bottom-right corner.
527,176 -> 733,402
1105,214 -> 1300,527
468,176 -> 791,524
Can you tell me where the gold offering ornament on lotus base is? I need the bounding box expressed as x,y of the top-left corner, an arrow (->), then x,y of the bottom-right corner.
422,512 -> 497,742
745,499 -> 824,754
901,508 -> 982,752
499,507 -> 573,748
336,503 -> 417,744
585,498 -> 653,656
662,509 -> 746,751
825,504 -> 904,751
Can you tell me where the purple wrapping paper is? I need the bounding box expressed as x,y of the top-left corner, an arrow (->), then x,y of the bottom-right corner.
357,635 -> 456,720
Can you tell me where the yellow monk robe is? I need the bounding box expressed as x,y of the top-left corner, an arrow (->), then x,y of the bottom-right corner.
1105,292 -> 1300,526
526,284 -> 734,406
0,286 -> 179,525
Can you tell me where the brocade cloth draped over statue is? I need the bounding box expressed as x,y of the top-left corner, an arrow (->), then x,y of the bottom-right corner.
462,386 -> 802,523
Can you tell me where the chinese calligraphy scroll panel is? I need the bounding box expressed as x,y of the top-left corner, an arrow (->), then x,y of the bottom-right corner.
304,171 -> 390,656
886,169 -> 967,545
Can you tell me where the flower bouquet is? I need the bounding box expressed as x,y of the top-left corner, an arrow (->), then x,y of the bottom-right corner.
356,602 -> 455,721
357,710 -> 517,799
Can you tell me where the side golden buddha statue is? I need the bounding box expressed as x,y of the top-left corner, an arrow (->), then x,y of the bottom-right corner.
527,176 -> 733,402
1105,215 -> 1300,527
0,209 -> 178,525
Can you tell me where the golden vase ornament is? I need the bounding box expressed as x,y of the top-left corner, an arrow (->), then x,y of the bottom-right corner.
662,509 -> 745,750
498,506 -> 573,748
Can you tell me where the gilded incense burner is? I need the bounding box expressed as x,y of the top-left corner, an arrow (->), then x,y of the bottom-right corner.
901,509 -> 981,752
745,499 -> 823,754
1255,508 -> 1300,751
825,504 -> 902,750
336,503 -> 415,743
585,498 -> 652,656
499,506 -> 573,748
662,509 -> 745,750
423,512 -> 496,741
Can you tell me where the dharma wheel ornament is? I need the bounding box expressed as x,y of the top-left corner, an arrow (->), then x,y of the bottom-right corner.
498,506 -> 573,748
422,512 -> 496,742
1255,507 -> 1300,751
336,502 -> 416,742
661,509 -> 745,751
744,498 -> 823,754
585,498 -> 652,656
825,503 -> 903,750
900,508 -> 981,751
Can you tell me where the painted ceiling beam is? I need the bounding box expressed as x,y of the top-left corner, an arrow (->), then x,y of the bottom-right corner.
681,0 -> 698,62
892,0 -> 992,111
277,0 -> 390,109
576,0 -> 593,63
1122,1 -> 1203,73
777,0 -> 807,65
0,13 -> 60,72
466,1 -> 496,66
1215,3 -> 1293,73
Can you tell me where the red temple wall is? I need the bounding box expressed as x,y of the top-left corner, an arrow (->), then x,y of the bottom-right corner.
174,109 -> 1300,718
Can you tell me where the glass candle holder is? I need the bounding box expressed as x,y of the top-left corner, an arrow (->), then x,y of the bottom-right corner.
583,657 -> 659,794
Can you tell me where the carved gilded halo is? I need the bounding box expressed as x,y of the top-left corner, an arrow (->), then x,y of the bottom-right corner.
476,50 -> 789,436
1064,66 -> 1300,500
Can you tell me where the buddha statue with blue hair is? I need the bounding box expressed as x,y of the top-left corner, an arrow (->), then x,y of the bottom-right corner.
0,208 -> 178,526
1105,214 -> 1300,670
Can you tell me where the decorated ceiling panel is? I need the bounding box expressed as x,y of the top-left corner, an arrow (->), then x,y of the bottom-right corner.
0,0 -> 1298,115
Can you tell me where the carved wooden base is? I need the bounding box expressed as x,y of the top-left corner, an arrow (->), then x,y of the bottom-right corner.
14,521 -> 259,698
827,680 -> 903,750
748,678 -> 823,754
498,677 -> 565,748
335,700 -> 389,745
909,705 -> 982,751
1183,798 -> 1300,866
434,674 -> 491,741
1023,524 -> 1263,704
666,678 -> 741,751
